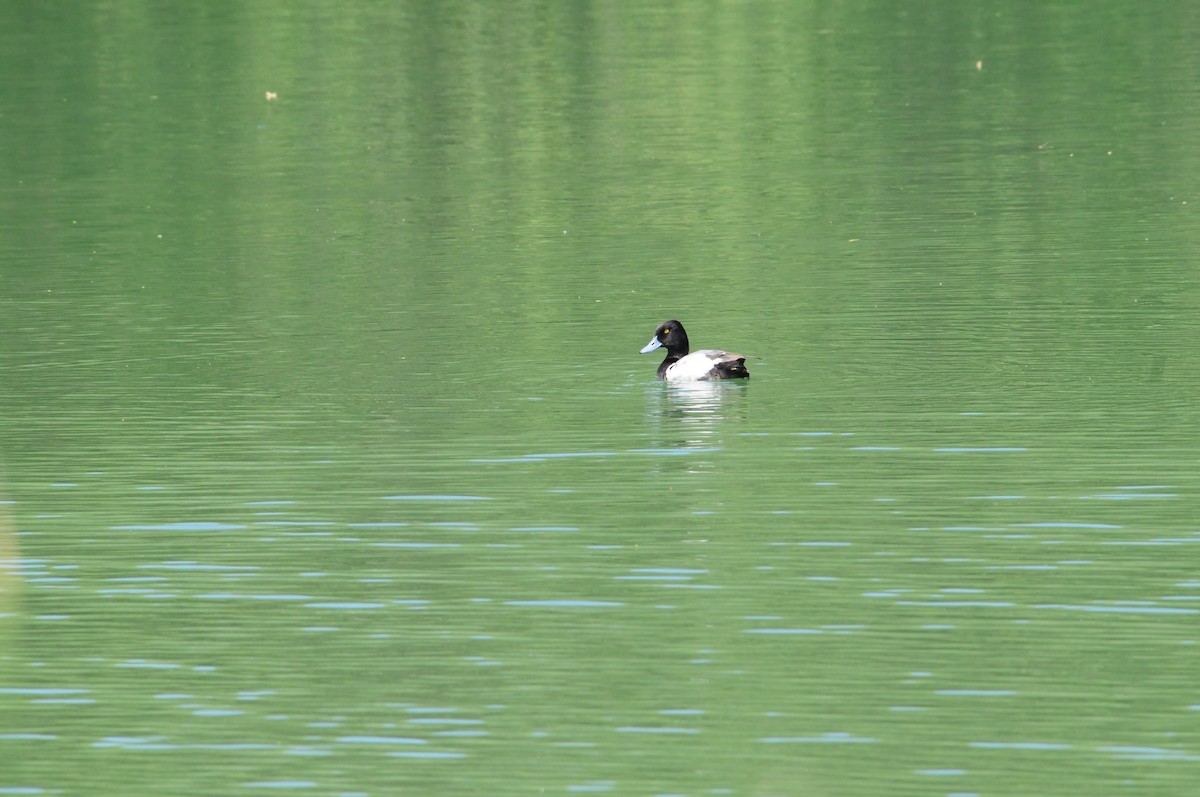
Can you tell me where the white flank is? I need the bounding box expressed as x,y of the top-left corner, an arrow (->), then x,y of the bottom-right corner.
663,350 -> 740,382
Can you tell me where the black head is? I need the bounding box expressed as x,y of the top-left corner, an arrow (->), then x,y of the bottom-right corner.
640,319 -> 690,357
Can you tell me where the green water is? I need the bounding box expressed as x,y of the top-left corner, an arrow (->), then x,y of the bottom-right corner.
2,2 -> 1200,796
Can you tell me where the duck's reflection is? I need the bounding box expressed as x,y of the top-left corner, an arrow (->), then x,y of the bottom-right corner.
643,380 -> 747,454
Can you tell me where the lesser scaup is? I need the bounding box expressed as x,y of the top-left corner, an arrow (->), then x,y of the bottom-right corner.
640,320 -> 750,381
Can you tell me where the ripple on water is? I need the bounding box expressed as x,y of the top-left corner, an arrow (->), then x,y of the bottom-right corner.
1035,603 -> 1198,615
1012,522 -> 1121,529
0,688 -> 90,697
511,526 -> 579,532
1083,492 -> 1177,501
761,732 -> 876,744
895,601 -> 1016,609
615,567 -> 705,584
1097,745 -> 1200,761
113,522 -> 246,532
565,782 -> 615,793
138,562 -> 258,572
95,737 -> 274,752
197,593 -> 314,601
970,741 -> 1073,751
936,690 -> 1017,697
473,451 -> 616,463
1101,536 -> 1200,546
115,660 -> 182,670
382,495 -> 492,501
503,600 -> 624,608
934,447 -> 1027,453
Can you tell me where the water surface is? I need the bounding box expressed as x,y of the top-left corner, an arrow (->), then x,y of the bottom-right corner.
2,2 -> 1200,796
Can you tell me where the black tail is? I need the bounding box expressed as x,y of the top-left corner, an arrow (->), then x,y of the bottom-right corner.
716,359 -> 750,379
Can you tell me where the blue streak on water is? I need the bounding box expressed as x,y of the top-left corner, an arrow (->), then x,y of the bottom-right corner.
433,730 -> 489,737
936,690 -> 1016,697
970,741 -> 1072,750
1102,538 -> 1199,546
92,737 -> 197,751
0,688 -> 90,696
284,747 -> 332,757
1083,493 -> 1176,501
1097,745 -> 1199,761
33,698 -> 94,704
632,568 -> 707,574
197,593 -> 314,601
382,495 -> 492,501
519,451 -> 616,459
1036,603 -> 1198,614
895,601 -> 1016,608
138,562 -> 258,571
504,600 -> 623,608
615,575 -> 694,581
113,522 -> 246,531
1013,522 -> 1121,529
761,732 -> 875,744
473,451 -> 616,463
511,526 -> 579,532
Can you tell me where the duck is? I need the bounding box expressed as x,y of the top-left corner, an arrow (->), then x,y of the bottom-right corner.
639,320 -> 750,381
